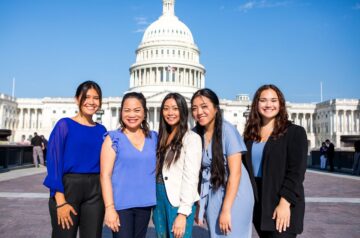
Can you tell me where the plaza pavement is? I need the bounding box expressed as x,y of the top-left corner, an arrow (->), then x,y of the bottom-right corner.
0,167 -> 359,238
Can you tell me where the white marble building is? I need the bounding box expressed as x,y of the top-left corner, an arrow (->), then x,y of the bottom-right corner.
0,93 -> 18,142
3,0 -> 360,150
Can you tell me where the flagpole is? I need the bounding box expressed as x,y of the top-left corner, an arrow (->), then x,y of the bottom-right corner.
12,77 -> 15,98
320,81 -> 323,102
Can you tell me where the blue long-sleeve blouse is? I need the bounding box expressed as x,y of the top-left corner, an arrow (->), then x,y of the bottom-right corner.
43,118 -> 106,197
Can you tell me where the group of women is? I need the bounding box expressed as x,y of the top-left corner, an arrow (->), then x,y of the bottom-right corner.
43,81 -> 307,238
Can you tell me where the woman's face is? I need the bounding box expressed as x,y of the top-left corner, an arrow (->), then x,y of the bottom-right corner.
121,97 -> 145,130
77,88 -> 100,117
162,98 -> 180,128
191,96 -> 217,128
257,89 -> 280,122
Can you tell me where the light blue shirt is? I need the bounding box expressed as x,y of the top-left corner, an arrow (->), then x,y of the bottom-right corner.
251,141 -> 266,177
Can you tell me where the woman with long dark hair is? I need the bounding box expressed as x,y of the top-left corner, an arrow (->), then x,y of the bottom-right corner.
191,88 -> 254,238
243,84 -> 307,238
153,93 -> 202,238
100,92 -> 157,238
43,81 -> 106,238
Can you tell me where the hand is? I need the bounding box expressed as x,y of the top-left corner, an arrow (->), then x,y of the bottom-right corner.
172,214 -> 186,238
104,207 -> 120,232
57,204 -> 77,230
194,204 -> 204,226
219,209 -> 232,235
272,197 -> 291,233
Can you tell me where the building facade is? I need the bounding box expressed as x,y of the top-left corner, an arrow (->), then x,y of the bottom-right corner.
3,0 -> 360,149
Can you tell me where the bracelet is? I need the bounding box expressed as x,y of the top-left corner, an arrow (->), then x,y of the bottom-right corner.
105,203 -> 114,209
56,202 -> 68,209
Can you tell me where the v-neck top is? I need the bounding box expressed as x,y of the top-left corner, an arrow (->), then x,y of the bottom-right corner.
105,129 -> 158,210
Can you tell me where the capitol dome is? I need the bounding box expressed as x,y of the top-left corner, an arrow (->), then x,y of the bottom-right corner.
141,13 -> 195,46
128,0 -> 206,98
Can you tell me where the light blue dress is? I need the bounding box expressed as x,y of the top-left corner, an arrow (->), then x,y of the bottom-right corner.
198,120 -> 254,238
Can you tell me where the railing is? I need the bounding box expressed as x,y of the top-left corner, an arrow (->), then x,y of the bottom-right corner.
0,145 -> 34,171
309,150 -> 356,173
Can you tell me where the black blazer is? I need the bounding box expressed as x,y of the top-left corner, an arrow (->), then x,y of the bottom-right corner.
243,123 -> 308,234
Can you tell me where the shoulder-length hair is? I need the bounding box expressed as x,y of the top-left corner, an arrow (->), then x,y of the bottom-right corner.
119,92 -> 150,137
243,84 -> 290,142
156,93 -> 188,174
191,88 -> 225,190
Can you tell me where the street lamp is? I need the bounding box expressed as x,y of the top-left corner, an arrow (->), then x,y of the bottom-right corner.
96,109 -> 104,124
243,105 -> 250,121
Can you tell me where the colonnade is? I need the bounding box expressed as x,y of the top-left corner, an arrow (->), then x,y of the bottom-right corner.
290,112 -> 314,133
331,110 -> 360,133
130,66 -> 204,88
17,108 -> 43,130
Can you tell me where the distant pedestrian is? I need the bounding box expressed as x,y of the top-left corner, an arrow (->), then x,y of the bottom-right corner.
352,140 -> 360,176
43,80 -> 106,238
320,142 -> 328,170
31,132 -> 44,167
325,139 -> 335,172
18,135 -> 30,145
40,135 -> 48,163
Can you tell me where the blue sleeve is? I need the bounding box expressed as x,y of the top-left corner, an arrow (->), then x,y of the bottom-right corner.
43,119 -> 68,197
223,122 -> 247,156
104,131 -> 119,153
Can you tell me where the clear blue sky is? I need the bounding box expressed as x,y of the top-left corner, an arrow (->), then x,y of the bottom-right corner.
1,0 -> 359,103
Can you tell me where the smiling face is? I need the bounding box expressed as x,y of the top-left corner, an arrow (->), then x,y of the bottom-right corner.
191,95 -> 217,129
77,88 -> 100,117
162,98 -> 180,128
257,88 -> 280,124
121,97 -> 145,130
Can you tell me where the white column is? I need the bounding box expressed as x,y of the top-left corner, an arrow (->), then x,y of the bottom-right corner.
154,107 -> 158,130
135,70 -> 139,86
335,111 -> 339,132
170,68 -> 173,82
19,109 -> 23,129
180,69 -> 183,85
357,111 -> 360,132
350,110 -> 354,132
157,67 -> 161,84
310,114 -> 313,133
151,68 -> 155,84
329,111 -> 333,135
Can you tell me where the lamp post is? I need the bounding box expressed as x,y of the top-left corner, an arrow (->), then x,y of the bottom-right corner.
96,109 -> 104,124
243,105 -> 250,121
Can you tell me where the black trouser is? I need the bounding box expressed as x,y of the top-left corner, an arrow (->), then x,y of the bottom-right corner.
49,174 -> 104,238
328,156 -> 334,171
253,178 -> 297,238
112,207 -> 152,238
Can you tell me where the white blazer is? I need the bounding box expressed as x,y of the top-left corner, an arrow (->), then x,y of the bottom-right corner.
162,130 -> 202,216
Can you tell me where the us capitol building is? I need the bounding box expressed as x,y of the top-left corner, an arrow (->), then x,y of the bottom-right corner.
1,0 -> 359,150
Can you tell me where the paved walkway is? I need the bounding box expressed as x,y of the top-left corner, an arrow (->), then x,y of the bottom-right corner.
0,168 -> 359,238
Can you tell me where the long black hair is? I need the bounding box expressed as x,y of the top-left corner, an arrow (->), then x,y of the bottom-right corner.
75,80 -> 102,113
119,92 -> 150,137
191,88 -> 225,190
156,93 -> 188,174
